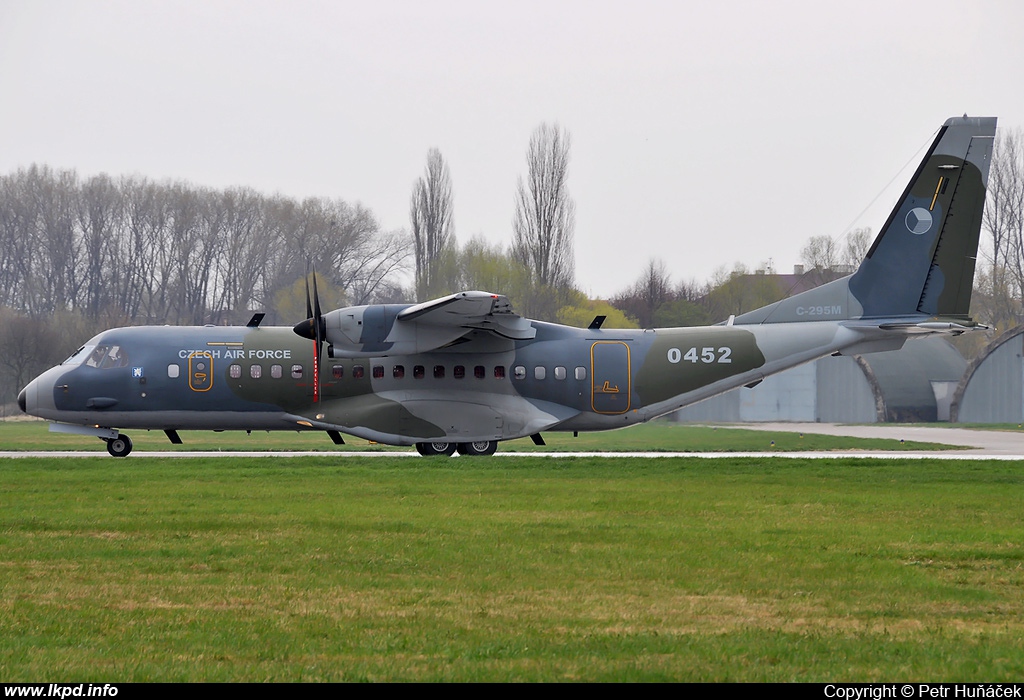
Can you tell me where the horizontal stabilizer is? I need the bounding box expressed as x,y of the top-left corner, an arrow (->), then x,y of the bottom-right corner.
878,320 -> 988,335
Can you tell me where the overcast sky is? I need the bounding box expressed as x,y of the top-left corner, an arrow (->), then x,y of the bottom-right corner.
2,0 -> 1022,299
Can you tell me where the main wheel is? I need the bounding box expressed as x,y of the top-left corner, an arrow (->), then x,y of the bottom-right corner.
415,441 -> 457,456
456,441 -> 497,456
106,434 -> 133,458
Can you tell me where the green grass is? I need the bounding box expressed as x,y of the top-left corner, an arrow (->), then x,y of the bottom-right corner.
1,456 -> 1022,681
931,423 -> 1024,433
0,419 -> 961,453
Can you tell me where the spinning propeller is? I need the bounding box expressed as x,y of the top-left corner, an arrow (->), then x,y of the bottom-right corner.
293,268 -> 327,402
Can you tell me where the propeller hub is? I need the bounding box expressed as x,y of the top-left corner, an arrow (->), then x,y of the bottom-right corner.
293,317 -> 324,340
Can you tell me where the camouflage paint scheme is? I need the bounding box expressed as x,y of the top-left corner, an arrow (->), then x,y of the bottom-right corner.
19,117 -> 997,455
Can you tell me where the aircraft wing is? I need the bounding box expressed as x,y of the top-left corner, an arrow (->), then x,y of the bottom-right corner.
397,291 -> 535,340
321,290 -> 536,357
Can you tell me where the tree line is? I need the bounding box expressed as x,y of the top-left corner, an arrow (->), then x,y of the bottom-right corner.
0,165 -> 409,327
0,165 -> 409,406
0,123 -> 582,406
4,124 -> 1023,409
410,123 -> 577,321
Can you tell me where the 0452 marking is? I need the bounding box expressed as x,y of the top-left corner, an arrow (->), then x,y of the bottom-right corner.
667,347 -> 732,364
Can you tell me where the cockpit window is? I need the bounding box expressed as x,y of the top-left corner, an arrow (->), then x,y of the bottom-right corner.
85,345 -> 129,369
61,345 -> 95,366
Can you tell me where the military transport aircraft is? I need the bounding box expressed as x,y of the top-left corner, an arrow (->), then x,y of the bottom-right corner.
18,116 -> 996,456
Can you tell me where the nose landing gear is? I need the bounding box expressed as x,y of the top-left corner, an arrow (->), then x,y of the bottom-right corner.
105,434 -> 133,457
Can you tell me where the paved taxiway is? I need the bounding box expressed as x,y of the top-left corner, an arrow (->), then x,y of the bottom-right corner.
731,422 -> 1024,457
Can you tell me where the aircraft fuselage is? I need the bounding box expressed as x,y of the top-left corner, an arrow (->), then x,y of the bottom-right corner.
20,315 -> 884,448
17,116 -> 998,456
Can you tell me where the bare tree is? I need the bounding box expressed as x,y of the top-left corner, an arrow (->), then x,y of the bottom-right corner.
800,235 -> 839,271
410,148 -> 454,301
980,129 -> 1024,329
512,123 -> 576,296
0,165 -> 413,325
209,187 -> 268,324
77,173 -> 125,321
841,227 -> 872,269
0,309 -> 62,403
612,259 -> 672,327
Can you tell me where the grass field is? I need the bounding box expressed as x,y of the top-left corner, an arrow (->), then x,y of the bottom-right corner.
1,455 -> 1022,681
0,419 -> 962,453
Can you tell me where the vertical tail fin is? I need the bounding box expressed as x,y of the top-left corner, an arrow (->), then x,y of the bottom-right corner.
849,116 -> 996,319
734,116 -> 996,325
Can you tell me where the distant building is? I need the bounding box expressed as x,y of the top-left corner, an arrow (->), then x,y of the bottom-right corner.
951,325 -> 1024,423
672,337 -> 966,423
733,266 -> 847,300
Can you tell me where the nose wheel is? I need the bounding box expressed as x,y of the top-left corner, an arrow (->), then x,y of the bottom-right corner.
105,435 -> 133,457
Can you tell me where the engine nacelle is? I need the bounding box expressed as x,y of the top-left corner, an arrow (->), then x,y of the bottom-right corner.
319,304 -> 464,357
295,292 -> 536,357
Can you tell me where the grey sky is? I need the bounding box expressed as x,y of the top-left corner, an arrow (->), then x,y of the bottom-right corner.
2,0 -> 1022,299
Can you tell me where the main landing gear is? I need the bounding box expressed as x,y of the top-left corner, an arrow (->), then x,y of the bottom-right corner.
105,434 -> 133,458
415,441 -> 457,456
457,441 -> 497,456
414,440 -> 498,457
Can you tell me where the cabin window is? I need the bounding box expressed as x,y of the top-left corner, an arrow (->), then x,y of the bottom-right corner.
229,364 -> 242,379
393,365 -> 405,379
575,366 -> 587,380
331,365 -> 343,379
272,364 -> 283,379
433,365 -> 445,379
250,364 -> 262,379
291,364 -> 303,379
454,365 -> 465,379
554,366 -> 566,380
474,365 -> 485,379
494,366 -> 506,379
514,366 -> 526,380
167,364 -> 180,378
372,365 -> 384,379
535,366 -> 546,380
353,365 -> 364,379
414,365 -> 425,379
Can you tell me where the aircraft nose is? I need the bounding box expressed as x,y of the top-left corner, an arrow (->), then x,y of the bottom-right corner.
18,367 -> 64,419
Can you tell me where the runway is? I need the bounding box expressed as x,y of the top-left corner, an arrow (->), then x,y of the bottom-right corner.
2,451 -> 1023,460
2,422 -> 1024,460
0,421 -> 1019,458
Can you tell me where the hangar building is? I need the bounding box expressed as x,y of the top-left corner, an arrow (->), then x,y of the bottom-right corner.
672,337 -> 966,423
951,326 -> 1024,423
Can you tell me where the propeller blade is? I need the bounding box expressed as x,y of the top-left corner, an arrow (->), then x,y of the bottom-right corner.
311,265 -> 324,403
312,266 -> 323,332
304,271 -> 313,322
